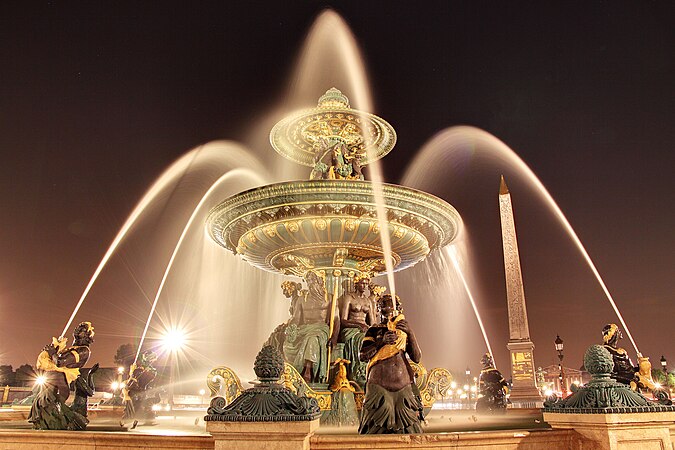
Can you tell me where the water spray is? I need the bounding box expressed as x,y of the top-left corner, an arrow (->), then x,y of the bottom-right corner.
133,169 -> 266,364
446,246 -> 495,367
59,148 -> 204,339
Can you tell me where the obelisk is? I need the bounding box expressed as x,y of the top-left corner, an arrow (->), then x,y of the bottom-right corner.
499,176 -> 541,407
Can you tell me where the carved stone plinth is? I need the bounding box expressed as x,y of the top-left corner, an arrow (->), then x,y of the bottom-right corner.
507,340 -> 542,407
206,419 -> 320,450
544,411 -> 675,450
544,344 -> 675,449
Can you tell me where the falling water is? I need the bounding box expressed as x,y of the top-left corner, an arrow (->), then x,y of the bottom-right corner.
446,246 -> 495,367
294,10 -> 396,301
402,126 -> 641,356
133,168 -> 268,364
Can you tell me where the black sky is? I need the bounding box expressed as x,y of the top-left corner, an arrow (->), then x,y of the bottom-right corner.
1,2 -> 674,376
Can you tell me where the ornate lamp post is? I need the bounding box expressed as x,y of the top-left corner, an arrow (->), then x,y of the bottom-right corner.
555,335 -> 565,394
660,356 -> 669,397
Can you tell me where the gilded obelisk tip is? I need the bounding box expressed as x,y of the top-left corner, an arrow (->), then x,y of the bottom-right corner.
499,175 -> 510,195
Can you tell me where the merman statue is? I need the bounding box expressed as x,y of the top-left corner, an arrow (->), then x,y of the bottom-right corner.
602,324 -> 636,385
358,294 -> 423,434
476,353 -> 508,412
29,321 -> 98,430
338,275 -> 375,386
123,350 -> 160,426
283,271 -> 339,384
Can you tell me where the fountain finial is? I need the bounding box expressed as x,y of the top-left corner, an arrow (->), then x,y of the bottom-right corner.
318,87 -> 350,109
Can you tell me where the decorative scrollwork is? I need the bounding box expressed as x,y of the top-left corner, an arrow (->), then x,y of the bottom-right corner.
282,363 -> 332,410
206,366 -> 244,405
421,367 -> 453,407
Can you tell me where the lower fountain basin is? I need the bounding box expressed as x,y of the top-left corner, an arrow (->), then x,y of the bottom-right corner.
206,180 -> 461,276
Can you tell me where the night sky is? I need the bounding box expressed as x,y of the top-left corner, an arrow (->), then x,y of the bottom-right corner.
1,2 -> 674,378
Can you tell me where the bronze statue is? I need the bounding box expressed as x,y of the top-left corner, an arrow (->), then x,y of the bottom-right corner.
309,136 -> 362,180
602,324 -> 636,385
283,271 -> 339,384
475,353 -> 508,413
265,281 -> 305,355
123,350 -> 160,426
339,275 -> 374,386
600,324 -> 671,404
29,321 -> 98,430
358,294 -> 423,434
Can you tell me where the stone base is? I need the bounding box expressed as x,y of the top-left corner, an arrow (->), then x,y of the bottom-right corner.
206,419 -> 320,450
507,340 -> 542,408
544,411 -> 675,450
0,430 -> 213,449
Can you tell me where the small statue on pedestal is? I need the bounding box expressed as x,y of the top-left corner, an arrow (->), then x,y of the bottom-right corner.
602,323 -> 671,404
602,324 -> 636,386
28,321 -> 98,430
123,350 -> 160,426
358,294 -> 423,434
476,353 -> 508,413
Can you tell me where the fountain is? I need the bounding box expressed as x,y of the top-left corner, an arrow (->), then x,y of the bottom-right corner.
2,7 -> 672,450
205,88 -> 457,419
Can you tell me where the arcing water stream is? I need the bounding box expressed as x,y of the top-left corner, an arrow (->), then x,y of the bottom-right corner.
446,246 -> 495,368
402,126 -> 641,356
133,168 -> 268,364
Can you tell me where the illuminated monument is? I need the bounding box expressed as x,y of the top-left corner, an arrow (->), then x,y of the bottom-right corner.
499,176 -> 542,407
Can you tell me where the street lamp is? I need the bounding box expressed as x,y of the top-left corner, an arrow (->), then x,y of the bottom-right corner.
555,335 -> 565,394
465,368 -> 471,408
661,356 -> 669,396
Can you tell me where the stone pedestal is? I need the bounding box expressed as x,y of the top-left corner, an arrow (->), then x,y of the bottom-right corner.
507,340 -> 542,407
206,419 -> 320,450
544,411 -> 675,450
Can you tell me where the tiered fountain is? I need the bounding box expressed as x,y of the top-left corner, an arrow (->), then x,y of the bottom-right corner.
205,88 -> 460,417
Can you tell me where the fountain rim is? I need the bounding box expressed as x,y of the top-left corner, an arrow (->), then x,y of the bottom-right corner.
269,106 -> 397,167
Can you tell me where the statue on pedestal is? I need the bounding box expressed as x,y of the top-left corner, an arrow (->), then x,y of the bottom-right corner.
123,350 -> 160,425
358,294 -> 423,434
28,322 -> 98,430
338,275 -> 374,386
476,353 -> 508,413
283,271 -> 339,384
602,324 -> 636,386
602,323 -> 671,404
